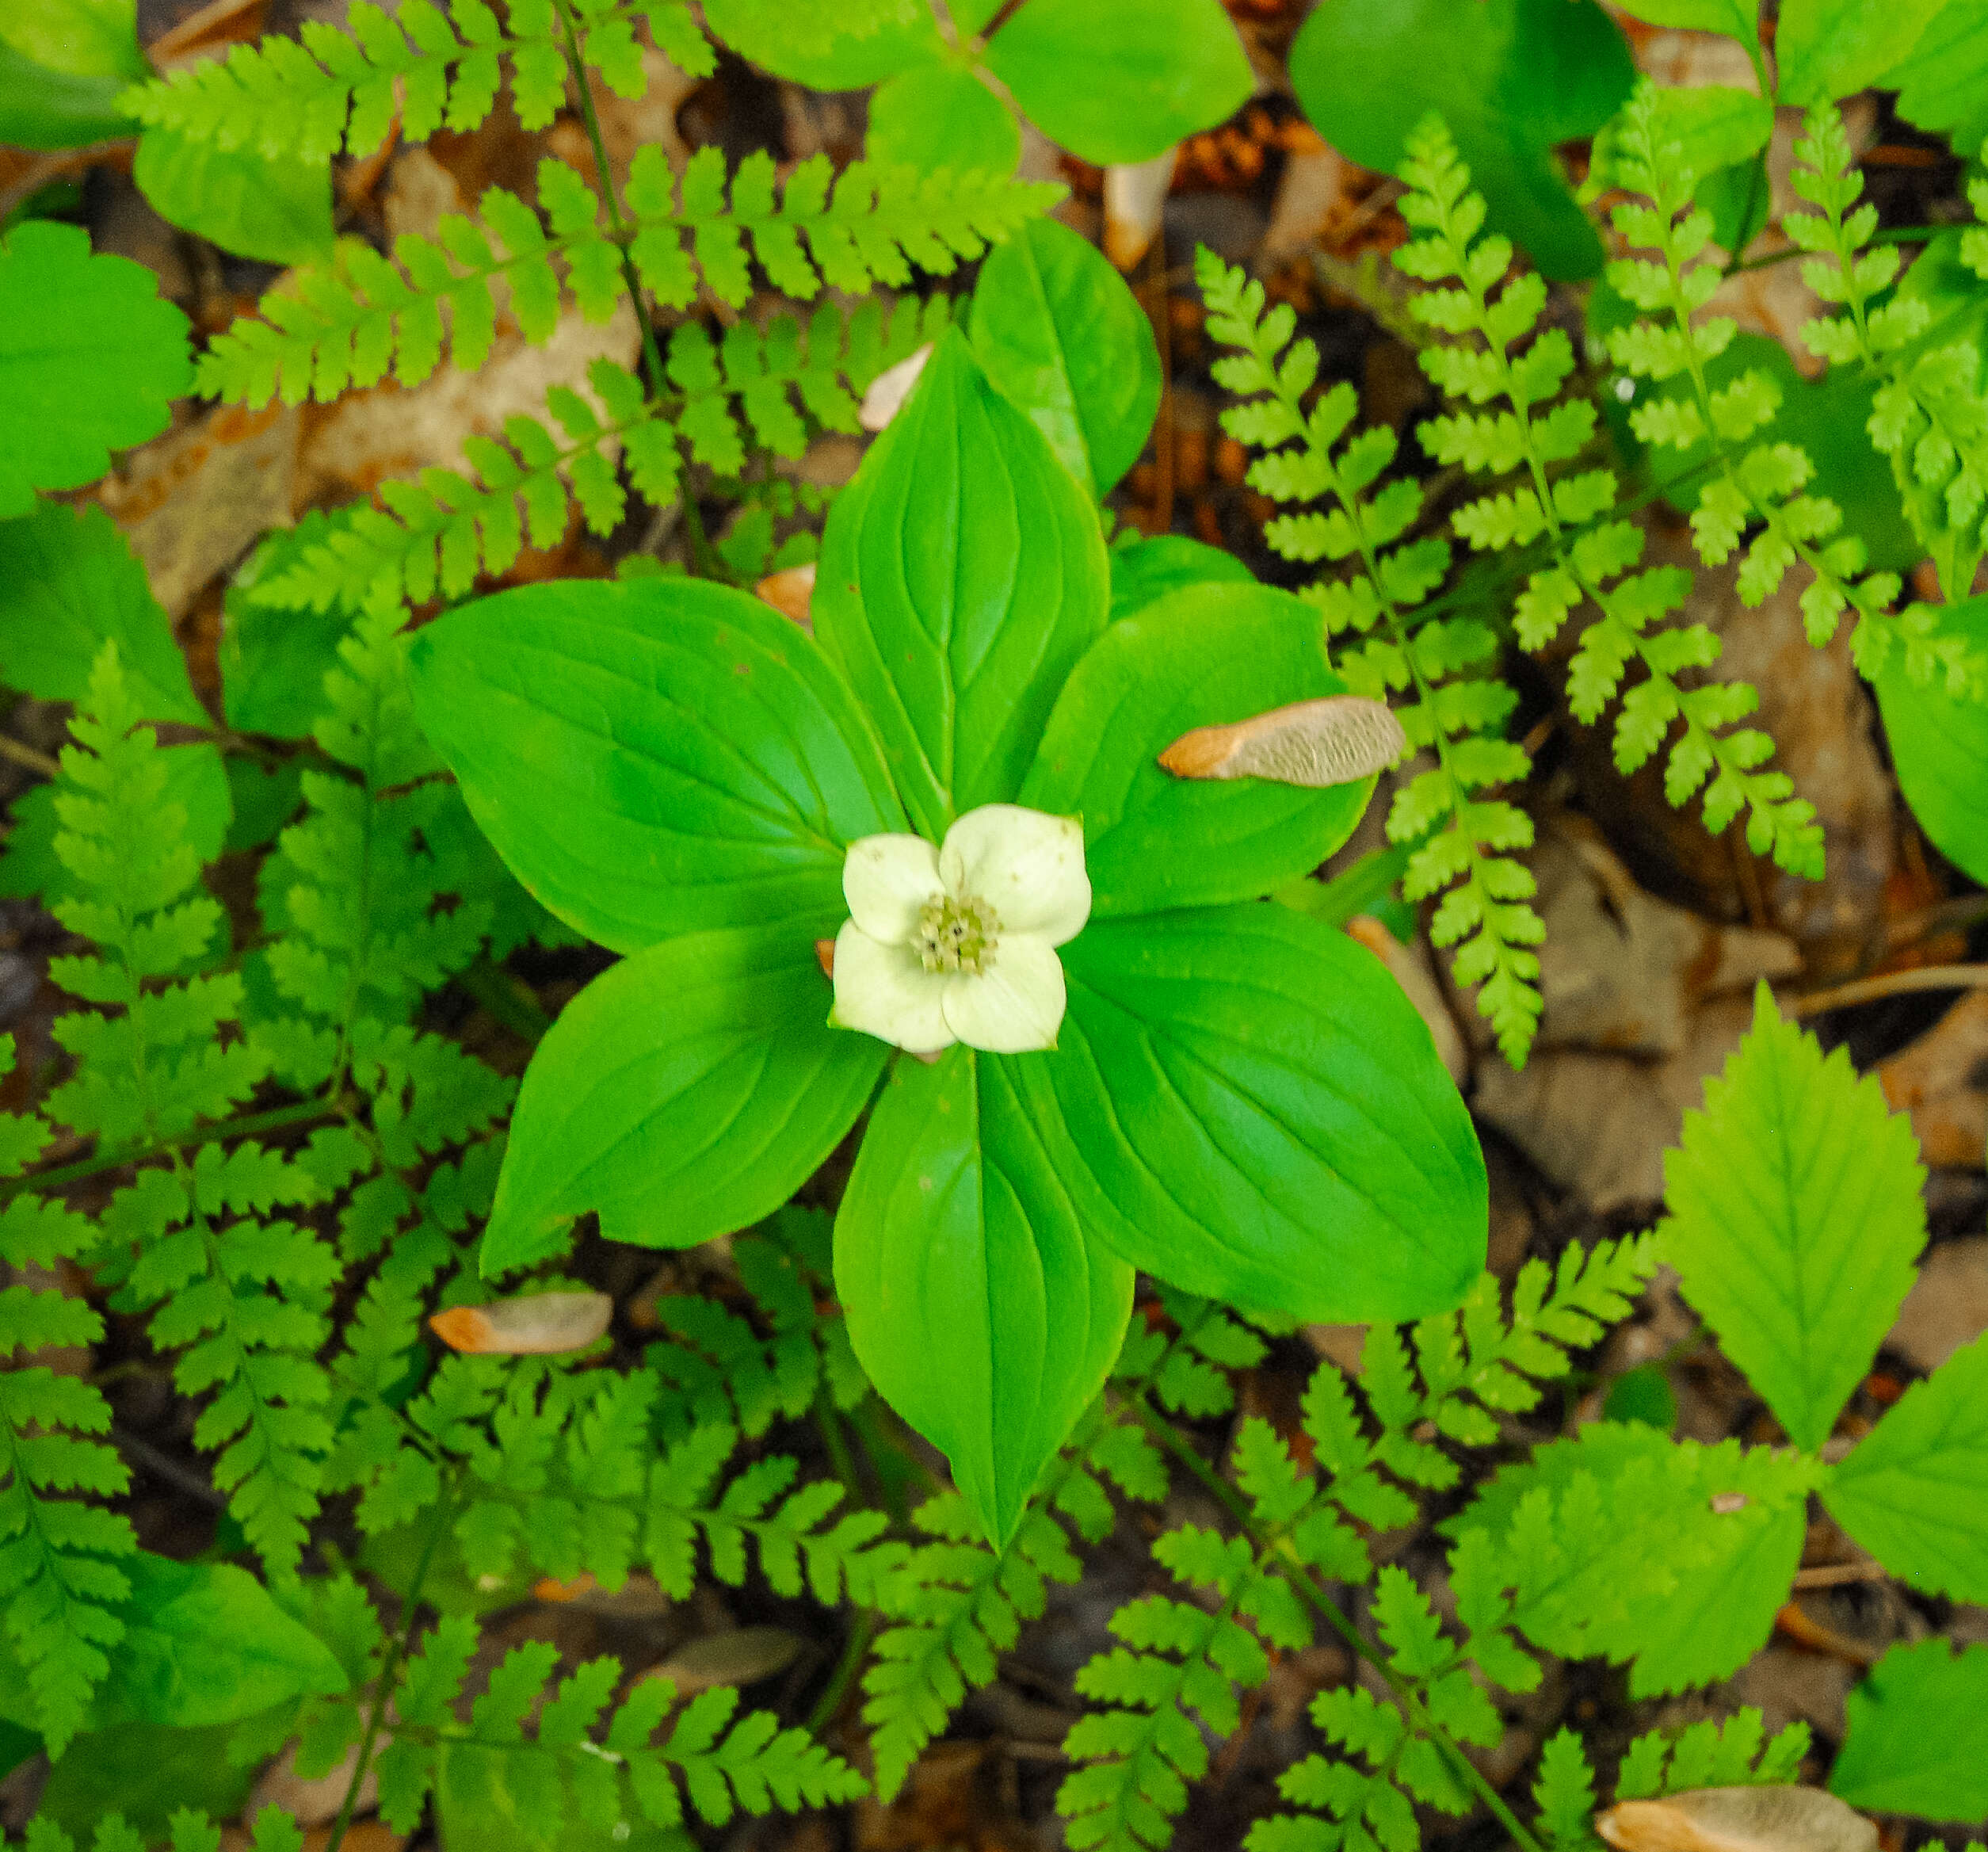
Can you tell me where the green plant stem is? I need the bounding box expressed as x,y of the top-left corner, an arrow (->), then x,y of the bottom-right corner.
1125,1399 -> 1550,1852
0,1091 -> 349,1201
324,1482 -> 457,1852
807,1607 -> 877,1734
455,957 -> 552,1044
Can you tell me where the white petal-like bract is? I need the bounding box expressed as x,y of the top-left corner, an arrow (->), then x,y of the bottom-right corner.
829,920 -> 956,1053
939,804 -> 1090,945
940,933 -> 1067,1053
843,833 -> 944,944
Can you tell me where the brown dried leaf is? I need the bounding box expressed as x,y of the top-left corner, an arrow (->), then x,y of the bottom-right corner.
1158,695 -> 1406,786
859,344 -> 933,432
429,1291 -> 612,1356
757,562 -> 816,631
1596,1787 -> 1875,1852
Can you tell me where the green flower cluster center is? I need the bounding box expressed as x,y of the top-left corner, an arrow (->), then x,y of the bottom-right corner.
914,892 -> 1002,976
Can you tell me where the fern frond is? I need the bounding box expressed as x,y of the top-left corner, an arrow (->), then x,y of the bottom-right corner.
1395,116 -> 1822,886
0,1072 -> 135,1755
1616,1709 -> 1810,1797
1791,104 -> 1988,640
235,301 -> 947,611
197,147 -> 1032,405
374,1619 -> 865,1838
1061,1525 -> 1309,1852
122,0 -> 713,165
1601,84 -> 1916,776
1198,245 -> 1543,1063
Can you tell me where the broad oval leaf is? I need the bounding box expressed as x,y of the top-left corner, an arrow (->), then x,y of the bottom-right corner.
1878,645 -> 1988,886
0,41 -> 132,149
1776,0 -> 1949,105
815,329 -> 1108,840
1823,1333 -> 1988,1602
1829,1639 -> 1988,1821
983,0 -> 1253,166
0,219 -> 189,517
1291,0 -> 1634,281
835,1046 -> 1134,1546
971,216 -> 1162,498
868,62 -> 1020,174
1009,906 -> 1485,1323
1020,581 -> 1374,916
1658,989 -> 1927,1453
0,500 -> 203,723
407,577 -> 903,953
133,127 -> 334,267
482,926 -> 888,1277
1108,533 -> 1253,621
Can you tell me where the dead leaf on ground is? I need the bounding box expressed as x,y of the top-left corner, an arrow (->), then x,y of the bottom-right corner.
1597,1787 -> 1875,1852
251,1738 -> 380,1828
1887,1235 -> 1988,1373
1158,695 -> 1406,786
101,403 -> 300,619
1104,147 -> 1177,270
858,344 -> 933,432
1345,914 -> 1469,1086
757,562 -> 817,631
1878,991 -> 1988,1169
430,1291 -> 612,1355
648,1625 -> 807,1695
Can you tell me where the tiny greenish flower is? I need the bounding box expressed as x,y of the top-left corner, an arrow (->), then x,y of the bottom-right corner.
830,803 -> 1089,1056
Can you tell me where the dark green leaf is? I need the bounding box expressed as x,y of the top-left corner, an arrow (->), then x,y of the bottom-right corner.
1586,85 -> 1771,195
133,126 -> 334,266
0,500 -> 202,721
1608,0 -> 1756,29
814,330 -> 1108,839
1108,534 -> 1253,621
223,757 -> 303,853
1878,0 -> 1988,156
1020,580 -> 1372,916
0,219 -> 189,517
835,1046 -> 1135,1545
482,926 -> 888,1277
222,515 -> 362,736
0,0 -> 147,80
0,41 -> 130,148
1603,1363 -> 1678,1432
1878,633 -> 1988,885
1008,906 -> 1486,1323
1830,1639 -> 1988,1820
971,217 -> 1161,498
1291,0 -> 1635,280
983,0 -> 1253,166
408,577 -> 904,953
868,62 -> 1020,174
36,1717 -> 262,1839
1776,0 -> 1948,104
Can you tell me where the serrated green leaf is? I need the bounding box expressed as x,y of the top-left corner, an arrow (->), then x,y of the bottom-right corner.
1829,1639 -> 1988,1821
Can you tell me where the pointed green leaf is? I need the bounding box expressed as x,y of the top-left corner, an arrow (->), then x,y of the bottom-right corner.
0,220 -> 189,517
1020,580 -> 1373,916
1008,905 -> 1485,1323
835,1046 -> 1134,1545
1658,987 -> 1926,1452
1776,0 -> 1948,105
970,216 -> 1160,498
132,128 -> 334,267
868,63 -> 1020,174
1824,1335 -> 1988,1602
698,0 -> 944,87
483,927 -> 888,1277
408,578 -> 904,953
1830,1639 -> 1988,1821
1107,536 -> 1253,622
813,329 -> 1108,841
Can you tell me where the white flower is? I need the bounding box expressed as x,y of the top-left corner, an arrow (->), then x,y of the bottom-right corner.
830,804 -> 1090,1056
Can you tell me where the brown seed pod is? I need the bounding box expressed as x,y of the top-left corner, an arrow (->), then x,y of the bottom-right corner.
429,1291 -> 613,1356
1595,1787 -> 1877,1852
1158,696 -> 1407,787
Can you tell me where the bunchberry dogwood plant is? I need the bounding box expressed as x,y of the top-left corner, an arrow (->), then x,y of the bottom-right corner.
0,0 -> 1985,1846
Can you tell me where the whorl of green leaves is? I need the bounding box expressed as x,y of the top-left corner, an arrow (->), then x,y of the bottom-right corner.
121,0 -> 714,166
1196,246 -> 1546,1064
1396,116 -> 1824,885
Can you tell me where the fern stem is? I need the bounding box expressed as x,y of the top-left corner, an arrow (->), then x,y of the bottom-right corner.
806,1606 -> 877,1735
0,1092 -> 349,1203
325,1478 -> 459,1852
1126,1398 -> 1551,1852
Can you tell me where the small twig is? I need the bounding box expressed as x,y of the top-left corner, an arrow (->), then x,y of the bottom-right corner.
113,1425 -> 225,1509
1788,962 -> 1988,1018
1791,1560 -> 1891,1590
0,735 -> 61,781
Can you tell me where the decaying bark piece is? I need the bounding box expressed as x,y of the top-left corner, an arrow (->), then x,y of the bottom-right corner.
1595,1787 -> 1877,1852
1158,696 -> 1406,787
430,1291 -> 613,1356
